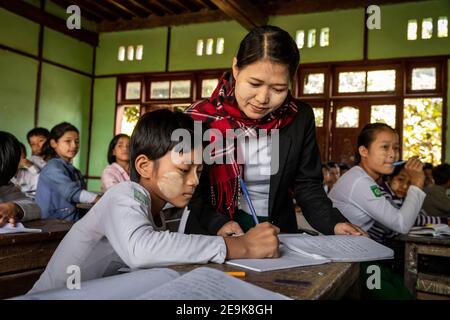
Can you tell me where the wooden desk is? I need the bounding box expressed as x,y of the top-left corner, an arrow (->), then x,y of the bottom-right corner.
170,262 -> 360,300
0,219 -> 72,299
400,235 -> 450,299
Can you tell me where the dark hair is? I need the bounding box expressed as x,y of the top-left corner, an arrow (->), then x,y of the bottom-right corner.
19,142 -> 26,157
423,162 -> 433,170
27,127 -> 50,142
385,162 -> 406,181
236,25 -> 300,80
130,109 -> 203,182
355,123 -> 396,164
41,122 -> 79,161
326,161 -> 339,170
339,163 -> 351,171
0,131 -> 21,185
107,134 -> 130,164
432,163 -> 450,185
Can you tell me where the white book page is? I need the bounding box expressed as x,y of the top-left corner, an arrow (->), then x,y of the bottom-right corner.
226,245 -> 330,272
279,234 -> 394,262
15,268 -> 179,300
0,222 -> 41,234
136,267 -> 291,300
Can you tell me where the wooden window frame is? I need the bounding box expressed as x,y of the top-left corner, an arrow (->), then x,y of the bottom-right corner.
405,60 -> 443,96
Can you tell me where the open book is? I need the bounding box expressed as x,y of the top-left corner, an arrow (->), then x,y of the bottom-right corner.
15,267 -> 290,300
409,224 -> 450,237
0,222 -> 42,234
226,234 -> 394,272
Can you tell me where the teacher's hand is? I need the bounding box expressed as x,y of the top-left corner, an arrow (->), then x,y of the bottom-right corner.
217,221 -> 244,237
334,222 -> 368,236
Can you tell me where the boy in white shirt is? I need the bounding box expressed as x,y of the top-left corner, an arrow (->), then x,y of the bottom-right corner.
29,109 -> 279,294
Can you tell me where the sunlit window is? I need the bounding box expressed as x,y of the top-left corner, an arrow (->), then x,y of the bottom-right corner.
320,28 -> 329,47
338,72 -> 366,93
170,80 -> 191,98
206,38 -> 214,55
421,18 -> 433,39
407,19 -> 418,40
117,46 -> 125,61
312,108 -> 324,127
125,82 -> 141,100
336,106 -> 359,128
150,81 -> 170,99
296,30 -> 305,49
135,45 -> 144,60
196,39 -> 204,56
367,70 -> 396,92
371,105 -> 396,128
127,46 -> 134,61
216,38 -> 224,54
201,79 -> 219,98
307,29 -> 316,48
438,17 -> 448,38
303,73 -> 325,94
412,67 -> 436,90
403,98 -> 442,164
120,105 -> 140,136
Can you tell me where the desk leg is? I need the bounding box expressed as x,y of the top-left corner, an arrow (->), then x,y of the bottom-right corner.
404,242 -> 418,298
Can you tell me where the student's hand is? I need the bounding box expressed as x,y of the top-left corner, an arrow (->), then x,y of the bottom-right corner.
217,221 -> 244,237
334,222 -> 368,236
405,157 -> 425,189
0,202 -> 24,227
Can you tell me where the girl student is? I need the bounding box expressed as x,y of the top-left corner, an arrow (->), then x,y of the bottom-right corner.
29,110 -> 279,294
35,122 -> 99,222
101,134 -> 131,192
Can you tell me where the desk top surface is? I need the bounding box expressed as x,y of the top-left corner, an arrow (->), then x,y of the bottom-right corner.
0,220 -> 72,246
170,262 -> 359,300
398,234 -> 450,246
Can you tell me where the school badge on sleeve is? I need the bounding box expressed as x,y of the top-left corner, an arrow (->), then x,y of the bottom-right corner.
370,185 -> 382,198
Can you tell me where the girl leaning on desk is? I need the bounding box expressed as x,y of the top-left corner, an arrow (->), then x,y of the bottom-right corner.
184,25 -> 365,237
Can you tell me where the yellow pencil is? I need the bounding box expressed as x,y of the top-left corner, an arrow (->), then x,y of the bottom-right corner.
225,271 -> 246,278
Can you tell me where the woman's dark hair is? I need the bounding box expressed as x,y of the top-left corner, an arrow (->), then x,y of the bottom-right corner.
26,127 -> 49,143
355,123 -> 397,165
107,134 -> 130,164
432,163 -> 450,185
0,131 -> 21,185
130,109 -> 203,182
383,162 -> 406,182
235,25 -> 300,80
19,142 -> 27,157
41,122 -> 79,161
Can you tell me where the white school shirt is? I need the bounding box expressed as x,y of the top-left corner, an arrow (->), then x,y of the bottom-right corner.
328,166 -> 425,233
237,135 -> 271,217
29,181 -> 227,294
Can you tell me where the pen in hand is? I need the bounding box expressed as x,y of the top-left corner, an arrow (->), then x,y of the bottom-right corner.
239,176 -> 260,225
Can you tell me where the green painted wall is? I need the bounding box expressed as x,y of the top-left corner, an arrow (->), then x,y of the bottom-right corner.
0,8 -> 39,55
87,78 -> 117,191
270,9 -> 365,63
369,0 -> 450,59
95,28 -> 168,75
43,27 -> 94,74
38,63 -> 91,173
0,50 -> 37,149
169,21 -> 247,71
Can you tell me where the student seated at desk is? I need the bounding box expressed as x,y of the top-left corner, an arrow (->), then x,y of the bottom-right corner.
369,162 -> 449,245
11,142 -> 40,199
423,163 -> 450,217
101,134 -> 130,192
28,110 -> 279,294
26,127 -> 49,170
35,122 -> 99,222
0,131 -> 40,227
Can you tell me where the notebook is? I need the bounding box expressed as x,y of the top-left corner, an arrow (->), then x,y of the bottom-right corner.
14,267 -> 291,300
409,224 -> 450,237
0,222 -> 42,234
225,234 -> 394,272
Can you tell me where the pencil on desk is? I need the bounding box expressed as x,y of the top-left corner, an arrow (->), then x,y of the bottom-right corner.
239,177 -> 260,225
225,271 -> 246,278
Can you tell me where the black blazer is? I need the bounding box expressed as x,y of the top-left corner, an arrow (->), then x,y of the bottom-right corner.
185,99 -> 348,235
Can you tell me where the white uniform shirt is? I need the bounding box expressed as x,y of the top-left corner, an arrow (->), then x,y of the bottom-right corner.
237,136 -> 271,217
29,181 -> 227,294
328,166 -> 426,233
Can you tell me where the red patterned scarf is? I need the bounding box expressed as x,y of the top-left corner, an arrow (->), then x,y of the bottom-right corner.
186,72 -> 298,218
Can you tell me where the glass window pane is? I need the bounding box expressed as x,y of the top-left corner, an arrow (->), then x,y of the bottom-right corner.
303,73 -> 325,94
403,98 -> 442,164
320,27 -> 329,47
125,81 -> 141,100
407,19 -> 418,40
296,30 -> 305,49
216,38 -> 224,54
338,71 -> 366,93
170,80 -> 191,98
370,104 -> 396,128
201,79 -> 219,98
336,106 -> 359,128
117,46 -> 125,61
438,17 -> 448,38
135,45 -> 143,60
307,29 -> 316,48
412,67 -> 436,90
206,38 -> 214,55
150,81 -> 170,99
312,108 -> 324,127
127,46 -> 134,61
367,70 -> 396,92
421,18 -> 433,39
196,39 -> 203,56
120,105 -> 140,136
